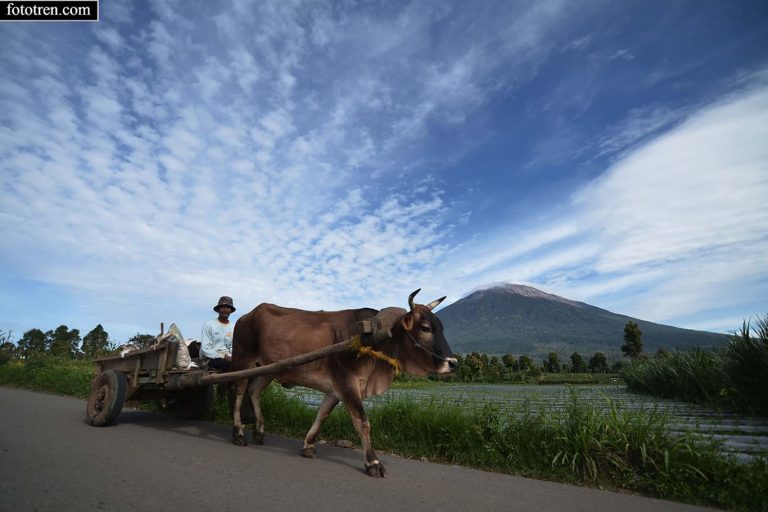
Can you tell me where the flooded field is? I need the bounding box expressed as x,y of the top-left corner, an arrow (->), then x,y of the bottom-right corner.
283,383 -> 768,461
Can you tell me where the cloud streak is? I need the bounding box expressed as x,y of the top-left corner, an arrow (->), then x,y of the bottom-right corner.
449,80 -> 768,330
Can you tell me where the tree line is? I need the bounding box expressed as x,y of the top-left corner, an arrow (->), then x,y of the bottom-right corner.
2,319 -> 647,374
436,320 -> 647,383
0,325 -> 155,362
442,351 -> 621,383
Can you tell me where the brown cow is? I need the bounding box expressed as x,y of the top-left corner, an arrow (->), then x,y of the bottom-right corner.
230,289 -> 457,477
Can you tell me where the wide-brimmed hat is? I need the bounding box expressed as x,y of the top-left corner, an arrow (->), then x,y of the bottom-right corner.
213,296 -> 236,312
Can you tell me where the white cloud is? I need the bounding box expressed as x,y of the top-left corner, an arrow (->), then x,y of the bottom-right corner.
453,81 -> 768,330
562,34 -> 592,52
577,84 -> 768,275
146,19 -> 175,68
93,26 -> 123,50
0,9 -> 461,330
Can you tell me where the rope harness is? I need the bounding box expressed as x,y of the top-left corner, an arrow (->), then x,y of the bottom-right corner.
350,324 -> 448,375
405,330 -> 450,363
350,335 -> 401,374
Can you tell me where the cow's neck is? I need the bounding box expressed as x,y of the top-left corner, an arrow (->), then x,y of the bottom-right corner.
359,337 -> 399,398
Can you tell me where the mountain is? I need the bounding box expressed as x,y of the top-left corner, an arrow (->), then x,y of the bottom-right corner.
436,284 -> 729,358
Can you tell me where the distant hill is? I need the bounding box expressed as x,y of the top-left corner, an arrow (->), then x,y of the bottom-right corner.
437,284 -> 729,358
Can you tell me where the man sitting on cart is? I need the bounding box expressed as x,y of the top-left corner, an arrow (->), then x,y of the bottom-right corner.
201,296 -> 236,372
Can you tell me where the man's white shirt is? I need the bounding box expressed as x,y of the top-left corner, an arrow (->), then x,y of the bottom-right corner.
200,318 -> 233,358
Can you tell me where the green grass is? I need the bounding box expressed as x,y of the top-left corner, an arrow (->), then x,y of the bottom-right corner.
620,314 -> 768,415
3,357 -> 767,511
223,384 -> 768,511
0,356 -> 93,398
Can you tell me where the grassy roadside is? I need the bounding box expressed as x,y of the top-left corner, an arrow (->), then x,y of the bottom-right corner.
2,358 -> 766,511
0,356 -> 94,399
253,384 -> 767,511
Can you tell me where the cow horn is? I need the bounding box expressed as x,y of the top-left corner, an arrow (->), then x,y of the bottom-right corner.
408,289 -> 421,310
425,296 -> 446,310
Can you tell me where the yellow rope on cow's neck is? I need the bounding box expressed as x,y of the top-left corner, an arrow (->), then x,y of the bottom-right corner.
350,335 -> 401,374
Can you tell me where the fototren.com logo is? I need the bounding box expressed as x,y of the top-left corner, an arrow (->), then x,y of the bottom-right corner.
2,0 -> 98,21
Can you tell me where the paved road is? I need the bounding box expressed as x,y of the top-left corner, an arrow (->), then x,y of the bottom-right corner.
0,387 -> 720,512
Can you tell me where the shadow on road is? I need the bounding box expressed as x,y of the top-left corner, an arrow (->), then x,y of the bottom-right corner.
109,408 -> 367,476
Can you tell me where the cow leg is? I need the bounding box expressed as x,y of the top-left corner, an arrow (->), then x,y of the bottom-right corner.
338,386 -> 385,477
232,378 -> 249,446
247,376 -> 272,445
301,393 -> 339,458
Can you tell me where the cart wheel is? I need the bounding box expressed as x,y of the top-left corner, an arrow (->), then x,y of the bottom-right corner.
86,369 -> 127,427
166,385 -> 214,420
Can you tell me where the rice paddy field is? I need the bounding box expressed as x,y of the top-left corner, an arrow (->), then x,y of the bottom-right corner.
284,382 -> 768,461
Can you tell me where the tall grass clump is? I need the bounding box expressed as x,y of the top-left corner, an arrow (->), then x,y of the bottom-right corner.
621,348 -> 728,405
620,313 -> 768,415
724,315 -> 768,414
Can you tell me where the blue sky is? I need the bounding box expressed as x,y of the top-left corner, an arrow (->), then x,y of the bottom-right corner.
1,0 -> 767,345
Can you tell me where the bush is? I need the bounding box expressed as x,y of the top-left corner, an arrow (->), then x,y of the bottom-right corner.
0,355 -> 94,398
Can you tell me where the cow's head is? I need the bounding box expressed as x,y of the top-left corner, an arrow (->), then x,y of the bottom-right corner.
387,289 -> 457,376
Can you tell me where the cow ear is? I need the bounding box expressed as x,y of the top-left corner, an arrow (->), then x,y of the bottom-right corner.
425,296 -> 446,310
400,313 -> 414,331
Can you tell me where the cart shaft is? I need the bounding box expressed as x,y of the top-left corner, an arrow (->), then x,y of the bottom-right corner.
184,338 -> 356,387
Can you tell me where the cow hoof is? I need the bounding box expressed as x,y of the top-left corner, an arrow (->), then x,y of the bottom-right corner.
365,461 -> 386,478
233,430 -> 248,446
301,447 -> 317,458
252,431 -> 264,445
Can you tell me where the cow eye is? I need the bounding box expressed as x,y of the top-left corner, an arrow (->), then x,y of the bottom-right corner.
420,324 -> 433,333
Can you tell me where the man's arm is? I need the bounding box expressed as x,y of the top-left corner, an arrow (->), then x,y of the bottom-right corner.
220,324 -> 234,359
200,322 -> 216,358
